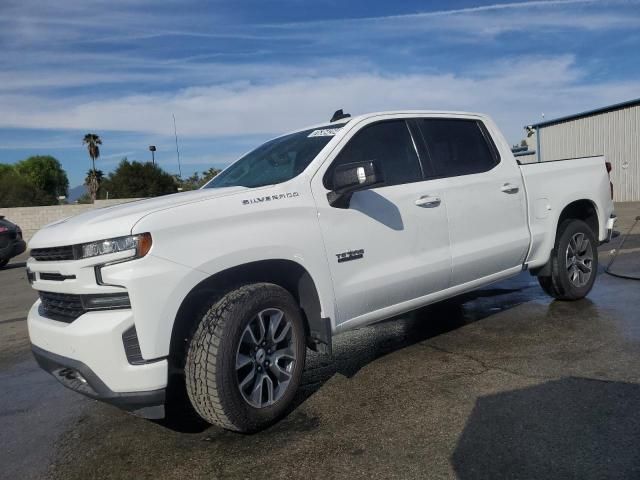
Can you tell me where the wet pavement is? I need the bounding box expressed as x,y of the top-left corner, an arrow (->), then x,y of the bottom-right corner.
1,210 -> 640,480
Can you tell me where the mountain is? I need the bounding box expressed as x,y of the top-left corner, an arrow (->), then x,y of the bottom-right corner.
67,184 -> 88,203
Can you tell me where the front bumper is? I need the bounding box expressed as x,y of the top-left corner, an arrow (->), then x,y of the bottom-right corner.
0,238 -> 25,261
12,239 -> 26,257
26,247 -> 208,418
27,301 -> 168,417
32,345 -> 165,419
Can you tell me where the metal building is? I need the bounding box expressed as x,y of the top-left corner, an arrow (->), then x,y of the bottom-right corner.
525,98 -> 640,202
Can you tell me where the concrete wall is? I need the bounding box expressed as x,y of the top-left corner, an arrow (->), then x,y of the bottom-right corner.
0,199 -> 142,242
538,103 -> 640,202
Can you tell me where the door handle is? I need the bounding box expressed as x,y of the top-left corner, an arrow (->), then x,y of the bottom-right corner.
415,195 -> 441,208
501,183 -> 519,194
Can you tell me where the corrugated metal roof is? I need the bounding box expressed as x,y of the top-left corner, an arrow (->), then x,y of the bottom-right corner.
526,97 -> 640,129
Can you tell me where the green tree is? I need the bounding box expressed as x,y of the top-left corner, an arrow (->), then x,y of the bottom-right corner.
0,163 -> 14,178
76,193 -> 94,204
14,155 -> 69,199
99,159 -> 178,199
83,133 -> 102,171
174,167 -> 222,191
201,167 -> 221,184
83,133 -> 102,201
0,166 -> 52,207
174,172 -> 201,191
85,169 -> 104,202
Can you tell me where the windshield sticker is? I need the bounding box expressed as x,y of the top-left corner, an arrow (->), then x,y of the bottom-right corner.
308,128 -> 342,138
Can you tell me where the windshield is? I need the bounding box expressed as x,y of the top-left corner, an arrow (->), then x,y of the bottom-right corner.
205,125 -> 343,189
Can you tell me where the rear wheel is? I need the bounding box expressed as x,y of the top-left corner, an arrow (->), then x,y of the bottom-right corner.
185,283 -> 306,432
537,219 -> 598,300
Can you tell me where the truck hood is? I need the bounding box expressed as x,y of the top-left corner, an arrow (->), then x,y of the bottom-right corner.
28,187 -> 247,248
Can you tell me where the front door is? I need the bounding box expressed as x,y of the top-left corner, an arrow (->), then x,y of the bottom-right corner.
311,118 -> 451,328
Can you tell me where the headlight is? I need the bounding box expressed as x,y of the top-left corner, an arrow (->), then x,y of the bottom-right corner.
76,233 -> 152,260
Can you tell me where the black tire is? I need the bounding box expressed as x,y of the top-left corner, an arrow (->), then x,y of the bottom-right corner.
0,258 -> 8,269
537,219 -> 598,300
185,283 -> 306,432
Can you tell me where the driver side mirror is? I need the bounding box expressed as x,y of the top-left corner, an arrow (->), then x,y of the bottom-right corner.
327,161 -> 384,208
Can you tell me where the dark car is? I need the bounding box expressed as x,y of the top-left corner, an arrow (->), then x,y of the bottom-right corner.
0,216 -> 26,268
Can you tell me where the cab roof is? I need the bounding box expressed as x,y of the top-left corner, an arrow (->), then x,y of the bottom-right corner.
290,110 -> 486,135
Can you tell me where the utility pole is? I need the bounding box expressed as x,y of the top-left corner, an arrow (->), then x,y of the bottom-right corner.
173,114 -> 183,178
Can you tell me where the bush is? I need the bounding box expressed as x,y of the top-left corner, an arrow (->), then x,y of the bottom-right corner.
0,157 -> 68,207
98,159 -> 178,199
14,156 -> 68,198
0,168 -> 54,207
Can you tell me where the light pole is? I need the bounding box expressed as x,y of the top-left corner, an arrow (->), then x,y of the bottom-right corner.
149,145 -> 156,165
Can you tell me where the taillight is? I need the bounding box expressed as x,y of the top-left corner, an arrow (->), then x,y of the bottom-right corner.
605,161 -> 613,199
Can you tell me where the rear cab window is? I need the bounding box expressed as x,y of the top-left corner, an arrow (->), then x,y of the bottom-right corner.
417,118 -> 500,178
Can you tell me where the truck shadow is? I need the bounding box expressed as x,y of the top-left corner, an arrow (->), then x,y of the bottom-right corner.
162,274 -> 541,433
293,274 -> 542,411
452,377 -> 640,479
0,261 -> 27,270
349,190 -> 404,231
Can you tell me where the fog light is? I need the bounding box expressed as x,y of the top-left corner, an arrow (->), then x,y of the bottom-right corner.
82,293 -> 131,310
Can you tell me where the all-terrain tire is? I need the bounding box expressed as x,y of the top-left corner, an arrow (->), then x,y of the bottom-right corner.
537,219 -> 598,300
185,283 -> 306,432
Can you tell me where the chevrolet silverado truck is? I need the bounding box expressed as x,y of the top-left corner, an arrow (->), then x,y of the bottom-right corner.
27,110 -> 616,432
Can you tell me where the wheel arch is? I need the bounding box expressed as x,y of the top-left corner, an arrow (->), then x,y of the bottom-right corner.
556,199 -> 599,239
532,198 -> 599,277
169,259 -> 331,370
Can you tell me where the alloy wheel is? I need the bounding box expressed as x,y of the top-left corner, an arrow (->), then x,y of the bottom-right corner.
235,308 -> 297,408
565,232 -> 593,287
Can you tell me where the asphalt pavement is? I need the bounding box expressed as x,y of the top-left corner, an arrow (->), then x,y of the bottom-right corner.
1,210 -> 640,480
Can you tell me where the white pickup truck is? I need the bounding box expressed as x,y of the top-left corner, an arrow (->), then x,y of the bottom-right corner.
27,110 -> 616,432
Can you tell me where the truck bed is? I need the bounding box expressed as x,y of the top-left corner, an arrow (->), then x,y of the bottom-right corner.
519,155 -> 615,269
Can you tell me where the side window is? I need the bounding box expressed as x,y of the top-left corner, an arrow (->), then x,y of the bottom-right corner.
325,120 -> 423,190
419,119 -> 499,178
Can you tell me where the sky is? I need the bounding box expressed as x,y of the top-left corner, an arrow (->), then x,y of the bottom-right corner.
1,0 -> 640,187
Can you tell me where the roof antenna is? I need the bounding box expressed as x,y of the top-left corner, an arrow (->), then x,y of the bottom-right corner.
330,109 -> 351,123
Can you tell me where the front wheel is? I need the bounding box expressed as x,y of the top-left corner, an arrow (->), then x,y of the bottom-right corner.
185,283 -> 306,432
538,219 -> 598,300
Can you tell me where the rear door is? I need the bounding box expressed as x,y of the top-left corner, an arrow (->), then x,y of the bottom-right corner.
311,118 -> 451,327
416,117 -> 529,286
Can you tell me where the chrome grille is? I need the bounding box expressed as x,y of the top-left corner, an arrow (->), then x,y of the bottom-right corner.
31,245 -> 75,261
38,291 -> 85,322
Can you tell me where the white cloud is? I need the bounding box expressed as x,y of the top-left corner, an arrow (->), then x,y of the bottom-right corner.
262,0 -> 640,38
2,55 -> 640,143
2,0 -> 640,148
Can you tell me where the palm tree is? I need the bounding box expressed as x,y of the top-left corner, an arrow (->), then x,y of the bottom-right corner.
83,133 -> 102,201
84,169 -> 104,202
